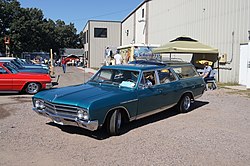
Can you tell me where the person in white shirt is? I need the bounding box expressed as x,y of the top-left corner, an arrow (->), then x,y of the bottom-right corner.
104,47 -> 112,66
114,50 -> 123,65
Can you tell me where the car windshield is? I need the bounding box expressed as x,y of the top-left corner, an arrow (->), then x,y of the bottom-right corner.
3,63 -> 19,74
89,69 -> 139,88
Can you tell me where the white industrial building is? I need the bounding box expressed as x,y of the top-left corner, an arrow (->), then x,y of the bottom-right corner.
121,0 -> 250,84
82,0 -> 250,85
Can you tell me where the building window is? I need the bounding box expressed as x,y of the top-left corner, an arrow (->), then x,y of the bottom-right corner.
86,30 -> 88,43
83,32 -> 86,44
142,8 -> 144,18
125,30 -> 129,36
94,28 -> 107,38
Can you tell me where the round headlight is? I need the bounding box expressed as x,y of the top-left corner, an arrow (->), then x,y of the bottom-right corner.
77,109 -> 89,120
35,100 -> 45,110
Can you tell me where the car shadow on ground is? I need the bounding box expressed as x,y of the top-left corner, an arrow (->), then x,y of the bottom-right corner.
47,100 -> 209,140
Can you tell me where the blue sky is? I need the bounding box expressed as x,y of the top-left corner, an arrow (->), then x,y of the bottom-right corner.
19,0 -> 143,33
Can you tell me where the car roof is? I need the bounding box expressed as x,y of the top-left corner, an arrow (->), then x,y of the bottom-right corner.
0,59 -> 13,62
101,64 -> 164,71
129,60 -> 193,67
162,60 -> 194,67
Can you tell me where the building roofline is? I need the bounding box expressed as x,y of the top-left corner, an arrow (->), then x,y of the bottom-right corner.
83,20 -> 121,31
122,0 -> 151,23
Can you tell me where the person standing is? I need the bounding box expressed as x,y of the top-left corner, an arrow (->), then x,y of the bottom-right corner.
114,50 -> 123,65
104,47 -> 112,66
61,57 -> 69,73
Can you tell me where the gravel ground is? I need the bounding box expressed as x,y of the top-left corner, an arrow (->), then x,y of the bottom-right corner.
0,66 -> 250,166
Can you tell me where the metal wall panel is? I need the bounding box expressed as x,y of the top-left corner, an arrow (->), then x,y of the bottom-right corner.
122,15 -> 135,45
135,3 -> 147,44
144,0 -> 250,83
87,21 -> 121,68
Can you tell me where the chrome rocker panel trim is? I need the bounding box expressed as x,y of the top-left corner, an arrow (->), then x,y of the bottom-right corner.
33,108 -> 98,131
135,103 -> 177,120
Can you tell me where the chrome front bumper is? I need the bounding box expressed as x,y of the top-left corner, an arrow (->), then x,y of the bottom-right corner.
33,108 -> 99,131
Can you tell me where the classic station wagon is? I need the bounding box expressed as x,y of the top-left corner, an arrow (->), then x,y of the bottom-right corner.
33,61 -> 206,135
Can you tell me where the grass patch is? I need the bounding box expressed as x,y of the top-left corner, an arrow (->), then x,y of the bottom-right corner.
91,67 -> 99,70
216,82 -> 250,98
217,82 -> 239,87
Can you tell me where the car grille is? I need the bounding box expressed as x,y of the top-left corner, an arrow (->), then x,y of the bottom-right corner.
44,101 -> 78,117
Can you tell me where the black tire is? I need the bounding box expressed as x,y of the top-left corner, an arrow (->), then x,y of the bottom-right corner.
107,110 -> 122,136
177,94 -> 191,113
25,82 -> 40,94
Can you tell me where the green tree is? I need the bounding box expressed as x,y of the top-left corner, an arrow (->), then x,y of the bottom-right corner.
0,0 -> 21,54
0,0 -> 81,56
54,20 -> 79,49
10,7 -> 45,54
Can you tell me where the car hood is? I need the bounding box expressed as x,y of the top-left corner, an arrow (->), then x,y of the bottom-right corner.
34,83 -> 135,109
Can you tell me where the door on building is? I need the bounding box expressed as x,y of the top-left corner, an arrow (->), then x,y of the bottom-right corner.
239,43 -> 250,86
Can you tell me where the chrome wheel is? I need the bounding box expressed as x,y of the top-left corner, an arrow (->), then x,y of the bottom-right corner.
183,96 -> 191,111
177,94 -> 191,113
116,111 -> 122,130
26,82 -> 40,94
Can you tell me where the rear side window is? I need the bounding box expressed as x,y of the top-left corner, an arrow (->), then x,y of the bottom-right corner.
157,69 -> 176,84
173,66 -> 198,79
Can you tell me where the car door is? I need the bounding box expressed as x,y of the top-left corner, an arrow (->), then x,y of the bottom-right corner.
172,65 -> 205,97
136,70 -> 164,118
156,68 -> 181,108
0,66 -> 13,91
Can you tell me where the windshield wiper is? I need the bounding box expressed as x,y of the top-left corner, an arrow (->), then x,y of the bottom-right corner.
88,79 -> 100,83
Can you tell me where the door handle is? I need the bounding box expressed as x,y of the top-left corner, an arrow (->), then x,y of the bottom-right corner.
157,88 -> 163,93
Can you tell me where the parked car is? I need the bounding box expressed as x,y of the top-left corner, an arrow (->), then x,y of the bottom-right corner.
0,62 -> 53,94
0,57 -> 46,69
19,58 -> 49,70
32,61 -> 206,135
0,58 -> 50,74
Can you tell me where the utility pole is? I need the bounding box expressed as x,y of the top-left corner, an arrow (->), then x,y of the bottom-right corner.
50,49 -> 54,75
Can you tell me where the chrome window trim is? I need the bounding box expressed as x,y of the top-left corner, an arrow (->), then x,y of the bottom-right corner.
120,99 -> 138,104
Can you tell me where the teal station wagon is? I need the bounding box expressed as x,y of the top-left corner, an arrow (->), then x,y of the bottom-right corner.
33,61 -> 206,136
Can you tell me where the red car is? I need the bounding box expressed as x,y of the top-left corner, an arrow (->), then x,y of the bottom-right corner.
0,62 -> 53,94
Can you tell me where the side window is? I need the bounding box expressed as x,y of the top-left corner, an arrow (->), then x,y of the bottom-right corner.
140,71 -> 156,86
0,67 -> 8,74
157,69 -> 176,84
173,66 -> 199,79
112,70 -> 139,84
94,69 -> 112,81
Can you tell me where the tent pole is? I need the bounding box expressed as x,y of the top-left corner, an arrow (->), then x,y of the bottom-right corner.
217,54 -> 220,82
